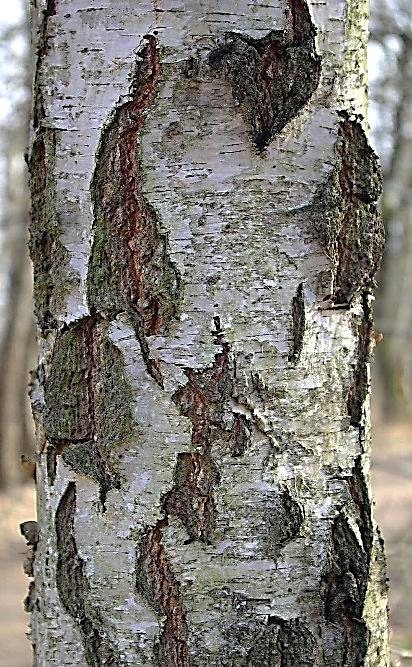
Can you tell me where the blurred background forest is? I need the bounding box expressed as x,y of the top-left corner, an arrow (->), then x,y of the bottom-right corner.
0,1 -> 412,665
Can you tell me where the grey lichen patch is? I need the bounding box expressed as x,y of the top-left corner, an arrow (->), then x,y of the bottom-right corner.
308,112 -> 384,305
266,488 -> 304,557
320,513 -> 370,664
87,35 -> 181,385
208,0 -> 321,151
44,316 -> 135,505
194,615 -> 317,666
288,282 -> 305,364
55,483 -> 119,666
347,294 -> 373,427
28,130 -> 75,331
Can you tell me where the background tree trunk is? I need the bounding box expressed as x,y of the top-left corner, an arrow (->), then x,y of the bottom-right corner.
369,0 -> 412,421
0,3 -> 36,488
28,0 -> 388,664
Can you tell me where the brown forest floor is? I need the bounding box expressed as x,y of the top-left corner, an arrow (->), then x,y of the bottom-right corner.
0,423 -> 411,666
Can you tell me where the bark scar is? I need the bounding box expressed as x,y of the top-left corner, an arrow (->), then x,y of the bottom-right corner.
44,316 -> 134,508
208,0 -> 321,150
307,112 -> 384,305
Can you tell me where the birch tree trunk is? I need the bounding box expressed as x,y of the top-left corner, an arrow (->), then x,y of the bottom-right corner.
27,0 -> 388,664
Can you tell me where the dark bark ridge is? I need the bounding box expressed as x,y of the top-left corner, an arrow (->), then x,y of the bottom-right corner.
44,316 -> 134,507
208,0 -> 321,151
135,320 -> 246,666
55,482 -> 119,667
308,112 -> 384,305
246,617 -> 317,666
87,35 -> 181,386
266,488 -> 304,558
288,282 -> 305,364
319,457 -> 373,665
347,293 -> 373,427
136,521 -> 189,667
33,0 -> 56,130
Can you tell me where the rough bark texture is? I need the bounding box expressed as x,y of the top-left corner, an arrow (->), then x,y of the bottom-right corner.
27,0 -> 388,665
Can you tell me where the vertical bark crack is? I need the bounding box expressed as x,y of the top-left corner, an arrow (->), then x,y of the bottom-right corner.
88,35 -> 181,386
319,457 -> 374,665
208,0 -> 321,150
347,294 -> 373,427
55,482 -> 119,666
135,319 -> 256,664
136,521 -> 189,667
288,282 -> 305,364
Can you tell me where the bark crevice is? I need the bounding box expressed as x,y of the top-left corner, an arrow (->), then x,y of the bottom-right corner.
87,35 -> 181,386
347,294 -> 373,427
319,455 -> 373,666
55,482 -> 119,666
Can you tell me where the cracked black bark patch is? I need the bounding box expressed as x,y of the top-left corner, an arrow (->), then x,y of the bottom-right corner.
347,294 -> 373,426
44,316 -> 134,506
87,35 -> 181,385
55,483 -> 119,667
247,617 -> 317,666
308,113 -> 384,305
208,0 -> 321,150
288,282 -> 305,364
135,321 -> 255,663
266,488 -> 304,558
320,512 -> 370,665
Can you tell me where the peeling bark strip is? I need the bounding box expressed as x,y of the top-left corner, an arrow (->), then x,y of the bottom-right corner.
208,0 -> 321,150
347,294 -> 373,426
320,457 -> 373,665
56,483 -> 119,667
44,316 -> 134,505
88,35 -> 180,384
136,522 -> 189,667
309,113 -> 384,305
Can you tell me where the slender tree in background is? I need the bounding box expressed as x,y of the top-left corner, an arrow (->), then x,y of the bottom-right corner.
0,3 -> 35,487
27,0 -> 388,664
369,0 -> 412,421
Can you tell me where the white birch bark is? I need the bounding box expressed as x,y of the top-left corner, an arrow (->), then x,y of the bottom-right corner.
26,0 -> 388,665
